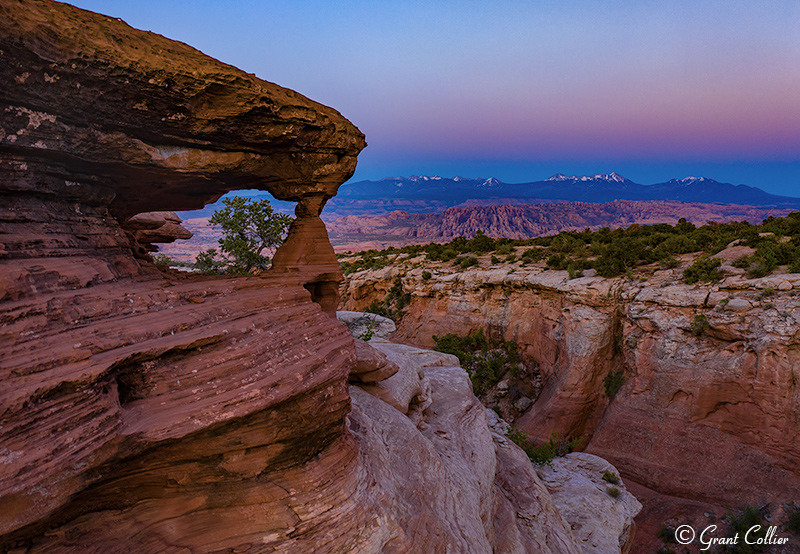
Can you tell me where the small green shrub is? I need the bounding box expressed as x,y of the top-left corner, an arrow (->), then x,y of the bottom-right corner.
358,320 -> 375,341
603,370 -> 625,398
494,243 -> 514,256
691,314 -> 710,337
721,506 -> 767,553
467,230 -> 495,253
521,248 -> 543,263
756,287 -> 775,300
458,256 -> 479,269
567,261 -> 584,279
660,256 -> 680,269
490,255 -> 500,264
658,525 -> 676,544
683,255 -> 721,284
151,253 -> 174,266
732,255 -> 751,268
602,470 -> 620,484
606,486 -> 621,498
547,253 -> 567,270
421,270 -> 432,280
747,261 -> 772,278
507,426 -> 528,447
505,254 -> 517,263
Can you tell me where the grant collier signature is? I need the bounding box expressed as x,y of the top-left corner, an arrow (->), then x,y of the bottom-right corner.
675,524 -> 790,551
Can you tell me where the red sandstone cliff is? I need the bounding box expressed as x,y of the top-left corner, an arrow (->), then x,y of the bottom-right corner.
1,2 -> 637,553
342,254 -> 800,552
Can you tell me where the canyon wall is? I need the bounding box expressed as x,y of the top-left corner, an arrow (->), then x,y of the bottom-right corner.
342,260 -> 800,549
1,2 -> 637,553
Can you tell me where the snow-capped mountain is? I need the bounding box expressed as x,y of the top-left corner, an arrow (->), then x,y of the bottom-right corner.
337,173 -> 800,208
545,172 -> 630,183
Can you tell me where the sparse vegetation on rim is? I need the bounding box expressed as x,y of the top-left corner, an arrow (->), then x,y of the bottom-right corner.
338,212 -> 800,281
506,427 -> 582,467
432,328 -> 522,395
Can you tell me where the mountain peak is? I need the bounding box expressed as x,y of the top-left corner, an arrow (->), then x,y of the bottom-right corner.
545,172 -> 629,183
668,176 -> 716,185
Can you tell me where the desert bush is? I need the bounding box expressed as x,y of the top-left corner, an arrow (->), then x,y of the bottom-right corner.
602,470 -> 620,484
660,256 -> 680,269
432,328 -> 521,394
683,255 -> 721,284
458,255 -> 479,269
732,255 -> 751,268
365,276 -> 411,321
494,243 -> 514,256
546,253 -> 567,270
691,314 -> 710,336
467,230 -> 495,253
721,506 -> 767,553
521,247 -> 543,263
506,428 -> 581,466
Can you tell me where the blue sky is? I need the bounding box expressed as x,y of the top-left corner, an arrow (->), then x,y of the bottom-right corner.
70,0 -> 800,195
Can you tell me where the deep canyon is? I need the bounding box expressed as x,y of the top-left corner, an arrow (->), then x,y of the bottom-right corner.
341,250 -> 800,552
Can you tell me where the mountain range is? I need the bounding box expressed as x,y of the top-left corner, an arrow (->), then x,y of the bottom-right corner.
337,173 -> 800,208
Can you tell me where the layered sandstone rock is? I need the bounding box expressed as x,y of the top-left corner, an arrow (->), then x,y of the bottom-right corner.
123,211 -> 194,253
1,0 -> 364,309
0,0 -> 365,550
341,256 -> 800,550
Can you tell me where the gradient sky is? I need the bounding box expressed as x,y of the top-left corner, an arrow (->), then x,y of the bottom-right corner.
70,0 -> 800,195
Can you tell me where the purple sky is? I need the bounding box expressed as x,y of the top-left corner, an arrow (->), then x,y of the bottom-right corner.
70,0 -> 800,195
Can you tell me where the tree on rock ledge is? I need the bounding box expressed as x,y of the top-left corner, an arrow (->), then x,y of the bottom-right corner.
195,196 -> 293,274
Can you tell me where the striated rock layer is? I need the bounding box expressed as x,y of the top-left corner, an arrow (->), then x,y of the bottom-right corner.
1,2 -> 636,553
342,260 -> 800,549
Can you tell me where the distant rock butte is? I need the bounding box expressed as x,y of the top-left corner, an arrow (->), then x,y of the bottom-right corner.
0,2 -> 635,553
325,200 -> 795,250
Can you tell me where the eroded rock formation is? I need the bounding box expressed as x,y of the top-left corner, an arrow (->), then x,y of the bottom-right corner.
340,315 -> 640,554
1,2 -> 637,553
342,259 -> 800,551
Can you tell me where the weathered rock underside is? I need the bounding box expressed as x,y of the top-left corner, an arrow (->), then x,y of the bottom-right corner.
1,2 -> 637,553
